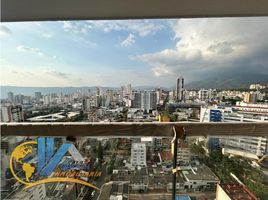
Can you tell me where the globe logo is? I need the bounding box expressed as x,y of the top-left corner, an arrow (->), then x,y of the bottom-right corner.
10,141 -> 37,186
10,138 -> 101,190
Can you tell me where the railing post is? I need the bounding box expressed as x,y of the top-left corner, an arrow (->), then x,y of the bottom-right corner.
172,126 -> 185,200
172,126 -> 178,200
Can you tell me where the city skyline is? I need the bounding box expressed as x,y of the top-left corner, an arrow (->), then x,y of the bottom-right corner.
1,17 -> 268,87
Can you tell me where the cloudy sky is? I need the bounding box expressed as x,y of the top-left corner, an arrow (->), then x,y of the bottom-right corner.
0,17 -> 268,87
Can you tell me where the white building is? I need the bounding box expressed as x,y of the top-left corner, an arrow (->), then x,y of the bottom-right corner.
169,90 -> 176,101
43,95 -> 52,105
98,182 -> 129,200
200,106 -> 224,122
208,89 -> 217,99
185,90 -> 198,100
141,91 -> 157,112
167,165 -> 219,191
1,105 -> 24,122
234,101 -> 268,115
200,106 -> 268,157
177,142 -> 191,165
181,165 -> 219,191
198,89 -> 209,101
156,89 -> 162,104
131,143 -> 146,166
249,83 -> 266,90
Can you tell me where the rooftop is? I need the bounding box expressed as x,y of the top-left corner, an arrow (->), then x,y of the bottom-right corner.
218,183 -> 258,200
182,165 -> 219,182
98,182 -> 129,200
176,195 -> 192,200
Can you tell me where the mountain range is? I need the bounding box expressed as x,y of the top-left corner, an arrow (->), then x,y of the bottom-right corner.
186,74 -> 268,90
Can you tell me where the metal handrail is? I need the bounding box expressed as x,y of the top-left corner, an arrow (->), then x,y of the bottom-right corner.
1,122 -> 268,137
1,122 -> 268,200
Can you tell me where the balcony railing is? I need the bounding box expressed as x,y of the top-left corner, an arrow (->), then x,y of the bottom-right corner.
1,122 -> 268,200
1,122 -> 268,137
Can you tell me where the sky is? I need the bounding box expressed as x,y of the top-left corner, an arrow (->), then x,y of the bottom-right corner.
0,17 -> 268,87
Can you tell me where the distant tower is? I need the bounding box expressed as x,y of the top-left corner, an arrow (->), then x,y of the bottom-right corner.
96,87 -> 100,96
176,76 -> 184,101
7,92 -> 14,103
127,84 -> 132,97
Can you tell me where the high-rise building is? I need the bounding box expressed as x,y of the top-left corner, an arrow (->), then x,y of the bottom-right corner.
131,143 -> 146,166
132,91 -> 157,111
120,86 -> 126,99
82,97 -> 95,111
95,95 -> 101,107
7,92 -> 14,103
156,88 -> 162,104
14,94 -> 24,104
243,92 -> 258,103
1,105 -> 24,122
43,95 -> 51,105
141,92 -> 149,110
133,92 -> 141,108
133,91 -> 157,111
35,92 -> 42,101
96,87 -> 101,96
176,76 -> 184,101
127,84 -> 132,96
169,90 -> 176,101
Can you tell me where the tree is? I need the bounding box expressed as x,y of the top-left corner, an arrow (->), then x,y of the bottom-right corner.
205,150 -> 268,198
190,143 -> 206,156
169,114 -> 177,122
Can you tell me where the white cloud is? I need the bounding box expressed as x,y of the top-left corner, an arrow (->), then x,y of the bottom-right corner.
120,34 -> 135,47
88,20 -> 165,37
63,21 -> 72,31
61,21 -> 91,35
0,25 -> 12,36
45,70 -> 70,79
61,20 -> 164,37
16,45 -> 57,60
134,17 -> 268,81
17,45 -> 42,54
